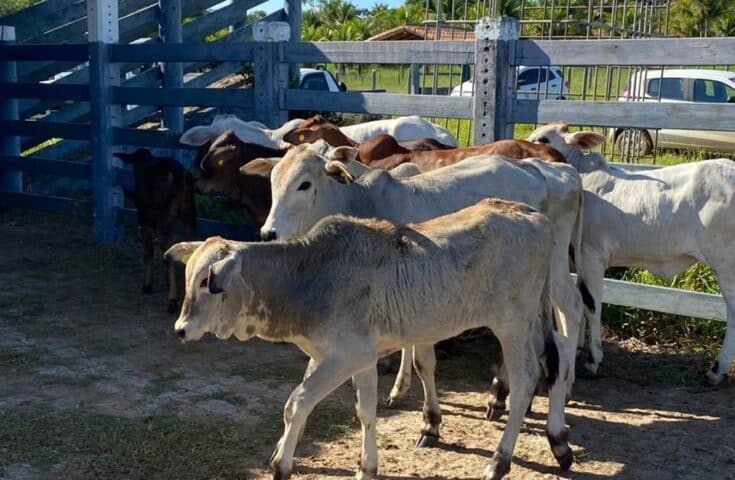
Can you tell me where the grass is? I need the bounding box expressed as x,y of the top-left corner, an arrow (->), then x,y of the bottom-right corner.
0,407 -> 266,479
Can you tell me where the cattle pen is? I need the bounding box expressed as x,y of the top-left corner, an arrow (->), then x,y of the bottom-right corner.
1,2 -> 733,328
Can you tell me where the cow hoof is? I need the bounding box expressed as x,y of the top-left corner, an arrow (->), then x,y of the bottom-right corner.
483,453 -> 511,480
270,460 -> 292,480
416,432 -> 440,448
387,395 -> 401,408
168,300 -> 179,315
142,284 -> 153,295
355,467 -> 377,480
705,363 -> 727,386
548,431 -> 574,471
485,403 -> 505,421
577,362 -> 599,380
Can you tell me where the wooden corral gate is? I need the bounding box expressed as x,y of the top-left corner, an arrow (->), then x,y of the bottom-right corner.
1,6 -> 734,324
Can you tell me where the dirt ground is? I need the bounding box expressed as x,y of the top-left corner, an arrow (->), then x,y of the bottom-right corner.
1,213 -> 734,480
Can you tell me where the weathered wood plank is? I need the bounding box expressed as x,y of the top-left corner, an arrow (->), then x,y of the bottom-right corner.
283,90 -> 473,118
112,86 -> 255,108
517,37 -> 735,67
512,99 -> 735,131
0,82 -> 89,101
0,119 -> 91,139
116,207 -> 257,241
0,190 -> 91,216
182,0 -> 263,42
160,0 -> 184,146
0,43 -> 88,61
114,127 -> 194,149
0,25 -> 21,193
601,277 -> 726,322
282,41 -> 475,65
109,42 -> 256,63
0,155 -> 90,178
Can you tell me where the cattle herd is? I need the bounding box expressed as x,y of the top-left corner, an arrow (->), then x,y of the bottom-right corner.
117,114 -> 735,479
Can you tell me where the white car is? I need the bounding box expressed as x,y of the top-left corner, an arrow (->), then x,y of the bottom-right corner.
299,67 -> 346,92
450,65 -> 570,100
613,69 -> 735,156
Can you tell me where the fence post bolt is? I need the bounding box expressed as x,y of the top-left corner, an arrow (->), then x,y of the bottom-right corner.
0,25 -> 21,193
473,16 -> 519,144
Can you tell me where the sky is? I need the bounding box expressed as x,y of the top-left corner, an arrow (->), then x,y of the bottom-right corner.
256,0 -> 407,15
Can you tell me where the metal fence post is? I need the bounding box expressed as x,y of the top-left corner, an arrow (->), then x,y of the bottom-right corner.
254,38 -> 288,128
473,17 -> 520,144
159,0 -> 183,161
0,26 -> 21,193
88,0 -> 123,243
283,0 -> 301,84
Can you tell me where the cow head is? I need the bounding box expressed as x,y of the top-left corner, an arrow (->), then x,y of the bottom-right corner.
166,238 -> 256,342
194,131 -> 246,194
527,122 -> 606,158
241,143 -> 355,241
282,115 -> 354,147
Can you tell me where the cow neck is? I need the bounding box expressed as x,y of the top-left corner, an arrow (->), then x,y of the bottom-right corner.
237,240 -> 329,344
355,171 -> 404,220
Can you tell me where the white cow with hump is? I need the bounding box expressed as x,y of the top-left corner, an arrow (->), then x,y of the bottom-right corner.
166,199 -> 571,480
528,121 -> 735,384
244,143 -> 594,411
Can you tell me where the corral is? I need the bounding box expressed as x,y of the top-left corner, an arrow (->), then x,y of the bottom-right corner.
1,1 -> 735,478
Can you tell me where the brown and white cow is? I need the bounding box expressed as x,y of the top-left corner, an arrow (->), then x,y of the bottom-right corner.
166,199 -> 572,479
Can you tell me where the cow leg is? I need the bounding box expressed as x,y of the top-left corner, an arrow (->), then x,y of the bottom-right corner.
413,344 -> 441,448
546,331 -> 573,471
353,367 -> 379,480
140,226 -> 154,295
387,347 -> 413,406
269,354 -> 373,480
159,228 -> 178,314
707,273 -> 735,385
482,331 -> 538,480
580,258 -> 606,377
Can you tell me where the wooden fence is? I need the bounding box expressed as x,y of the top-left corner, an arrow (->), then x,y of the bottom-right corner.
0,10 -> 734,323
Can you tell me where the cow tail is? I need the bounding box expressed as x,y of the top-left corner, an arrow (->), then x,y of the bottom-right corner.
541,265 -> 560,388
571,184 -> 596,314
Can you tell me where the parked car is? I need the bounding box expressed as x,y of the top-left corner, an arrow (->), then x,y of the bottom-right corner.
449,65 -> 570,99
299,67 -> 346,92
613,69 -> 735,156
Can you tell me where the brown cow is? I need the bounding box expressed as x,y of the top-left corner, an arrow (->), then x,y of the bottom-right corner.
192,130 -> 285,228
114,148 -> 197,313
329,138 -> 567,173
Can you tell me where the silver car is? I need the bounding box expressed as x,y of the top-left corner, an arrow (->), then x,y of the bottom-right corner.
613,69 -> 735,156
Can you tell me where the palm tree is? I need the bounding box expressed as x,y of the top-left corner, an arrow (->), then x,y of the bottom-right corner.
671,0 -> 732,37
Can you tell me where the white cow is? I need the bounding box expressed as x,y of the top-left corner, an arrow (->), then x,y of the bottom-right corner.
528,121 -> 735,384
243,144 -> 594,409
179,114 -> 458,149
338,115 -> 457,146
166,199 -> 572,480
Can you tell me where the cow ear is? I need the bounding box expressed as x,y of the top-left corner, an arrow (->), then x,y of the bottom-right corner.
165,242 -> 203,264
326,146 -> 358,164
390,162 -> 421,179
240,158 -> 280,177
564,131 -> 606,150
180,126 -> 218,146
207,254 -> 241,294
325,160 -> 355,184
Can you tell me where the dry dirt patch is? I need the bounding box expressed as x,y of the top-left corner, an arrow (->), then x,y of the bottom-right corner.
1,213 -> 734,480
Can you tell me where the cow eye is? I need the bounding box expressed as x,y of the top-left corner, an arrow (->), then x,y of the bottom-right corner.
199,277 -> 208,289
297,181 -> 311,191
537,137 -> 550,144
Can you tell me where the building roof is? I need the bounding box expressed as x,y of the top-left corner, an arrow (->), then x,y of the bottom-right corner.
366,24 -> 475,41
